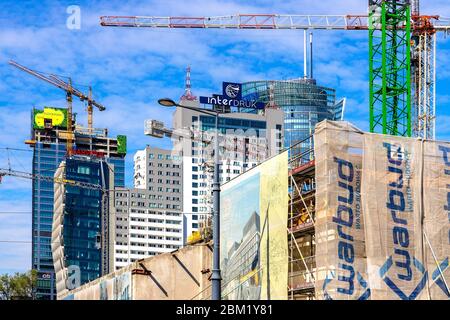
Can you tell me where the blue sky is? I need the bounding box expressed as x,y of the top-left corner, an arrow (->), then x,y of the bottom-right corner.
0,0 -> 449,274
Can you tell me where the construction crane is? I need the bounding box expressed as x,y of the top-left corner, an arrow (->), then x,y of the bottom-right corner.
8,60 -> 106,155
0,167 -> 103,191
99,1 -> 450,138
0,150 -> 112,274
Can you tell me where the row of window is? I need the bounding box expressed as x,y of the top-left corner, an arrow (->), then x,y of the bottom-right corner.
148,153 -> 181,161
148,170 -> 180,176
148,178 -> 180,185
147,162 -> 181,169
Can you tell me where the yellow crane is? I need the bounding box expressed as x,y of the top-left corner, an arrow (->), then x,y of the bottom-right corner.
9,60 -> 106,155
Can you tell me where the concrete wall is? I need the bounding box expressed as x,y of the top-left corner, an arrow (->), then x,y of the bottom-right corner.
59,242 -> 213,300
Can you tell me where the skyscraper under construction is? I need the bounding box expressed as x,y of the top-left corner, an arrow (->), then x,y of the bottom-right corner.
28,106 -> 126,300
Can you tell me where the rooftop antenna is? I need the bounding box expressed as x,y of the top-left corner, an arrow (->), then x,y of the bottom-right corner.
303,30 -> 307,79
180,65 -> 197,101
412,0 -> 420,16
310,32 -> 313,79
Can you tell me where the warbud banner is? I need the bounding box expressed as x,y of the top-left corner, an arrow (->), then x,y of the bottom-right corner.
315,121 -> 450,300
314,120 -> 370,300
362,134 -> 427,300
423,141 -> 450,299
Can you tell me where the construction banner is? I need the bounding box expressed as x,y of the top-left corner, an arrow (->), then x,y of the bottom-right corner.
423,141 -> 450,299
220,151 -> 288,300
315,120 -> 450,300
362,134 -> 427,300
314,120 -> 370,300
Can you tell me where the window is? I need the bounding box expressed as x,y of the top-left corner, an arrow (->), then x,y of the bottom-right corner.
77,166 -> 90,175
158,154 -> 163,160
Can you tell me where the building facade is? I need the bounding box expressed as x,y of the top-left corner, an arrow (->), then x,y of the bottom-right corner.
172,100 -> 284,242
30,107 -> 126,300
242,79 -> 344,159
114,146 -> 183,270
51,157 -> 114,299
113,187 -> 183,270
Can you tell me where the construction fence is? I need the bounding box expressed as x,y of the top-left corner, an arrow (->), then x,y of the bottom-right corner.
314,120 -> 450,300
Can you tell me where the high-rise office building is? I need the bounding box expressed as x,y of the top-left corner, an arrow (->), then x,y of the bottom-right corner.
172,100 -> 284,242
242,79 -> 345,159
51,156 -> 114,299
29,106 -> 126,299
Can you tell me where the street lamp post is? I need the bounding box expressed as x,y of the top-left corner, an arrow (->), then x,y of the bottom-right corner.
157,98 -> 222,300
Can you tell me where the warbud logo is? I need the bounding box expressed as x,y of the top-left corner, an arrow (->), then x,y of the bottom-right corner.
381,142 -> 427,300
66,5 -> 81,30
435,145 -> 450,297
322,270 -> 370,300
322,157 -> 370,300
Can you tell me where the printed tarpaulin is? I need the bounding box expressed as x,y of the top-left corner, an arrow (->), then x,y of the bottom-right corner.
314,120 -> 370,300
423,141 -> 450,299
220,151 -> 288,300
362,134 -> 426,300
315,120 -> 450,300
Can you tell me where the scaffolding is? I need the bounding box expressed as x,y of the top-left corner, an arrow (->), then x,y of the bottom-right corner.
287,135 -> 316,300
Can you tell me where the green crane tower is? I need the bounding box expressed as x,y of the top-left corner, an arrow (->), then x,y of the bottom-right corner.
369,0 -> 412,136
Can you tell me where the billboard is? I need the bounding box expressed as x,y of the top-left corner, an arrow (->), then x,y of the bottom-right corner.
33,107 -> 67,129
220,151 -> 288,300
199,82 -> 265,110
117,135 -> 127,154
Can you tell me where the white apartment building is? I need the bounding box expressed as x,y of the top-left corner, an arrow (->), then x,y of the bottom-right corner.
114,147 -> 183,270
172,100 -> 284,242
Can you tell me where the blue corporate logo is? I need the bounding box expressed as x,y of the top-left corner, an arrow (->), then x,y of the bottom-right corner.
199,82 -> 265,109
223,82 -> 242,100
431,257 -> 450,297
380,256 -> 428,300
381,141 -> 427,300
322,270 -> 371,300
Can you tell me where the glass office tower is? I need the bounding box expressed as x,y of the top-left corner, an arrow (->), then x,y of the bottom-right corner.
32,143 -> 67,299
53,157 -> 109,288
30,110 -> 126,299
242,79 -> 344,161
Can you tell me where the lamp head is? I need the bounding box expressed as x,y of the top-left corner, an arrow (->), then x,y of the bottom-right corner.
158,98 -> 177,107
